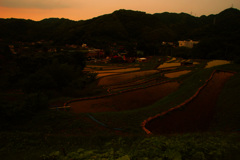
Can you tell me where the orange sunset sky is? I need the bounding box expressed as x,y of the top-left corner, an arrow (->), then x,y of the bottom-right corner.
0,0 -> 240,21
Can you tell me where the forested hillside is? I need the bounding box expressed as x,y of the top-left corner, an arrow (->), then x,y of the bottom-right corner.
0,8 -> 240,59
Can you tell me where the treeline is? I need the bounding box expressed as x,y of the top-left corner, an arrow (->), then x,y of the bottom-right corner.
0,8 -> 240,60
1,8 -> 239,44
172,35 -> 240,62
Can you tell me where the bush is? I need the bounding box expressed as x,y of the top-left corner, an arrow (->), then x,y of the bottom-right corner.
0,92 -> 48,124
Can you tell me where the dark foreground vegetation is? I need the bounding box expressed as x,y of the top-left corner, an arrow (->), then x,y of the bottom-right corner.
1,132 -> 239,160
0,49 -> 99,127
0,8 -> 240,160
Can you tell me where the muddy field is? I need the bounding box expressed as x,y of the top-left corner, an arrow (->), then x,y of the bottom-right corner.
95,68 -> 140,77
69,81 -> 179,113
164,70 -> 191,78
98,70 -> 160,86
84,65 -> 141,77
205,60 -> 231,68
145,71 -> 234,134
109,77 -> 165,92
84,65 -> 128,71
158,62 -> 181,69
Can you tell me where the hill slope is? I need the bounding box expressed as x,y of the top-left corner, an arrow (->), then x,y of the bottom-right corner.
0,8 -> 239,44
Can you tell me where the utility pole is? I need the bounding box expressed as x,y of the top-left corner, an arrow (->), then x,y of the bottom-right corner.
213,17 -> 216,25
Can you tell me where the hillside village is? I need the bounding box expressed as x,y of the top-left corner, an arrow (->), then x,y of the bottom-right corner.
1,39 -> 199,65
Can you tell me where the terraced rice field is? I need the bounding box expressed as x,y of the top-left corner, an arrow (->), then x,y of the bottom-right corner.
85,65 -> 127,70
193,62 -> 200,65
166,57 -> 177,62
205,60 -> 231,68
145,71 -> 234,134
95,73 -> 120,78
84,64 -> 141,78
95,68 -> 141,78
157,62 -> 181,69
164,70 -> 191,78
69,81 -> 179,113
108,77 -> 165,92
84,64 -> 139,72
98,70 -> 160,86
160,67 -> 178,71
158,59 -> 200,70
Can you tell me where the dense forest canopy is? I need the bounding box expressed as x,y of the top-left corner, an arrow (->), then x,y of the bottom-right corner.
0,8 -> 239,43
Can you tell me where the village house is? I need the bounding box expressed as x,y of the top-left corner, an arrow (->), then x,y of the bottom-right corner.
9,45 -> 17,54
178,40 -> 199,48
82,44 -> 87,48
162,42 -> 174,46
87,49 -> 105,59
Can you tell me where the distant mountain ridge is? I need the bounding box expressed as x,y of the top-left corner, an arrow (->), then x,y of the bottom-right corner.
0,8 -> 239,48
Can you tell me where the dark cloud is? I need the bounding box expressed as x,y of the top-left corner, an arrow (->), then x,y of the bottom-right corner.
0,0 -> 71,9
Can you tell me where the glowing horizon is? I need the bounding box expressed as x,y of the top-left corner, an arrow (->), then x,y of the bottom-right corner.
0,0 -> 239,21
